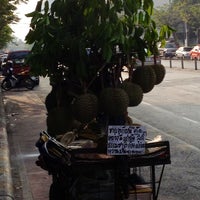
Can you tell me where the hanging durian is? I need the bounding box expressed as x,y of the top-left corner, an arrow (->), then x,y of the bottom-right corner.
45,88 -> 57,112
45,85 -> 74,112
72,93 -> 98,124
99,87 -> 129,117
132,66 -> 156,93
149,64 -> 166,85
120,81 -> 143,107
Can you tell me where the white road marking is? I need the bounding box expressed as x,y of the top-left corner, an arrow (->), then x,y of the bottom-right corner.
182,117 -> 199,124
141,101 -> 200,125
129,115 -> 200,153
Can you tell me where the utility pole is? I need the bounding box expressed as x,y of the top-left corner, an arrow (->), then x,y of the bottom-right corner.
184,22 -> 188,46
197,28 -> 200,44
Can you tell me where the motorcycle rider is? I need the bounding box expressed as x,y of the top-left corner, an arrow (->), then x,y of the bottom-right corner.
2,59 -> 17,81
1,57 -> 35,90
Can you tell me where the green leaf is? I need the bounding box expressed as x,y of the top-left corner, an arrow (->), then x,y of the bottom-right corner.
44,0 -> 49,14
35,0 -> 43,12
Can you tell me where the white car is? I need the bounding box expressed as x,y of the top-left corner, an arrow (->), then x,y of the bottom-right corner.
175,46 -> 192,59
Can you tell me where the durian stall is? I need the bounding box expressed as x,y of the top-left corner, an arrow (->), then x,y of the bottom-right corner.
25,1 -> 173,199
35,59 -> 171,200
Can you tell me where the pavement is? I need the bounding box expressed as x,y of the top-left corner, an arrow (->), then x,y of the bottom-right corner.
0,87 -> 13,200
0,75 -> 52,200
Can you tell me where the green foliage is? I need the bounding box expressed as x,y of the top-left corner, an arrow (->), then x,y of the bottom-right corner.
25,0 -> 171,89
0,0 -> 16,49
153,0 -> 200,45
0,0 -> 28,49
173,0 -> 200,32
0,26 -> 13,50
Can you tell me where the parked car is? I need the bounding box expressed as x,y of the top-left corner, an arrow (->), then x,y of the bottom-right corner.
175,46 -> 193,59
136,55 -> 161,67
190,45 -> 200,60
2,50 -> 39,85
161,43 -> 178,58
122,55 -> 161,72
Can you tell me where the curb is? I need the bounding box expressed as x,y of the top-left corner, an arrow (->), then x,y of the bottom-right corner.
0,87 -> 14,200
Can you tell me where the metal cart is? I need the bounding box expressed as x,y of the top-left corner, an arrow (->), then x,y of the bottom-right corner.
36,131 -> 171,200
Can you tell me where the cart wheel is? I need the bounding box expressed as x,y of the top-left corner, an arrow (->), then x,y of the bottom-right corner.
49,182 -> 66,200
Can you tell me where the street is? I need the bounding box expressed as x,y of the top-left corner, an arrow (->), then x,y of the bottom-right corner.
128,67 -> 200,200
2,65 -> 200,200
161,58 -> 200,70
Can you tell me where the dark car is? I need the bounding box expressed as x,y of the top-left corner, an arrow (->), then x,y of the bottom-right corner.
2,50 -> 39,85
162,43 -> 178,58
135,55 -> 161,67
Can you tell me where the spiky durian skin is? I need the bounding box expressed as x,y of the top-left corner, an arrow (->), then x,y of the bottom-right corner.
72,93 -> 98,124
99,88 -> 129,117
120,81 -> 143,106
150,64 -> 166,85
132,66 -> 156,93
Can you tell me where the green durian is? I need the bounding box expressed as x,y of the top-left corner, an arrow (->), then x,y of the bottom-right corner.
120,81 -> 143,106
132,66 -> 156,93
99,88 -> 129,117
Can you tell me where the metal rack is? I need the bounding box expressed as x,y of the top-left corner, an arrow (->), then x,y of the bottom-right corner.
36,132 -> 171,200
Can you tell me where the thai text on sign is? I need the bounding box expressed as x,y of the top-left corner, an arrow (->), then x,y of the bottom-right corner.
107,125 -> 147,155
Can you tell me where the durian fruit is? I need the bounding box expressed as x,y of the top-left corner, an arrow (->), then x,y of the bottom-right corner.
99,87 -> 129,117
72,93 -> 98,124
45,89 -> 57,112
132,66 -> 156,93
45,86 -> 74,112
149,64 -> 166,85
120,81 -> 143,107
46,107 -> 74,137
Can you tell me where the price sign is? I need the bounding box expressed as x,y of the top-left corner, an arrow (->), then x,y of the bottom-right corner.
107,125 -> 147,155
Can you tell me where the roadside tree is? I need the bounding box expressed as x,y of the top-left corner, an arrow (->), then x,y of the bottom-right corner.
25,0 -> 172,137
153,0 -> 200,45
26,2 -> 173,198
0,0 -> 28,50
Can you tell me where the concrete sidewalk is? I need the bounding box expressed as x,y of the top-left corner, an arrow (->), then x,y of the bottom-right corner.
3,84 -> 52,200
0,87 -> 14,200
0,75 -> 51,200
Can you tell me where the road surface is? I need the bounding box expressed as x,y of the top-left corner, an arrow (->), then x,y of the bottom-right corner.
2,66 -> 200,200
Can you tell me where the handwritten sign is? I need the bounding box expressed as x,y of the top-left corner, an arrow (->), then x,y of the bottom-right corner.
107,125 -> 147,155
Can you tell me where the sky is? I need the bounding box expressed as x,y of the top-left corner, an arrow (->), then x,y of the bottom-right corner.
10,0 -> 37,41
11,0 -> 169,41
154,0 -> 169,7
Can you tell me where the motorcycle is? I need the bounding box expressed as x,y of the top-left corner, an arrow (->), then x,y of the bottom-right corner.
1,68 -> 35,91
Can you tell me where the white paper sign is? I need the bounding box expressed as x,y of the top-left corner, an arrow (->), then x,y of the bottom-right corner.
107,125 -> 147,155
